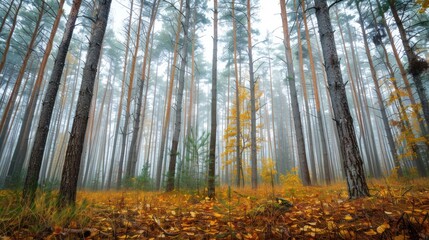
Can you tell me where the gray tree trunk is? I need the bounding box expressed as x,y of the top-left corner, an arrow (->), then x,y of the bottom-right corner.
58,0 -> 112,206
165,0 -> 191,192
22,0 -> 82,204
314,0 -> 369,199
208,0 -> 218,198
280,0 -> 311,186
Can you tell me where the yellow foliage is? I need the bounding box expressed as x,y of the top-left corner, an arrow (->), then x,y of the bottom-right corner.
416,0 -> 429,13
260,158 -> 277,184
280,167 -> 302,187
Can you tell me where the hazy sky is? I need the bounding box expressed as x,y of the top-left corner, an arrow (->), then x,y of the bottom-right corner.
108,0 -> 283,60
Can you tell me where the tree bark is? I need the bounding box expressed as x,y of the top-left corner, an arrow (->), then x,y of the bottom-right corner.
165,0 -> 191,192
208,0 -> 218,198
117,2 -> 143,189
0,1 -> 44,160
23,0 -> 82,204
388,0 -> 429,128
0,0 -> 22,73
314,0 -> 369,199
355,0 -> 401,176
58,0 -> 112,206
155,0 -> 183,190
6,0 -> 65,187
246,0 -> 258,189
280,0 -> 311,186
232,0 -> 243,188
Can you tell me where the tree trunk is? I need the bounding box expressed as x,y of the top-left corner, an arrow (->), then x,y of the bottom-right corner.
107,0 -> 134,190
58,0 -> 112,206
314,0 -> 369,199
355,0 -> 401,176
296,4 -> 317,183
232,0 -> 242,188
388,0 -> 429,128
6,0 -> 65,187
23,0 -> 82,204
117,3 -> 143,189
155,0 -> 183,190
165,0 -> 191,192
0,1 -> 45,160
126,0 -> 159,178
208,0 -> 218,198
0,0 -> 22,73
280,0 -> 311,186
246,0 -> 258,189
0,0 -> 15,35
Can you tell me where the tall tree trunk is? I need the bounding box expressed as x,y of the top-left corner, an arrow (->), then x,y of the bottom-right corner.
22,0 -> 82,205
0,0 -> 15,35
6,0 -> 65,187
58,0 -> 112,206
155,0 -> 183,190
355,0 -> 401,176
117,3 -> 143,188
0,0 -> 22,73
247,0 -> 258,189
232,0 -> 243,188
165,0 -> 191,192
106,0 -> 134,190
314,0 -> 369,199
388,0 -> 429,128
280,0 -> 311,186
126,0 -> 160,178
208,0 -> 218,198
296,3 -> 317,183
0,1 -> 45,161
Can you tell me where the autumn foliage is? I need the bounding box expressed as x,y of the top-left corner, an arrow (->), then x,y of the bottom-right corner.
1,178 -> 429,239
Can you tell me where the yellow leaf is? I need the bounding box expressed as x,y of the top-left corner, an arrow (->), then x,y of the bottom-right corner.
385,211 -> 393,215
171,210 -> 176,215
327,221 -> 336,230
213,212 -> 223,218
364,229 -> 377,236
308,222 -> 317,226
377,222 -> 390,234
344,214 -> 353,221
190,211 -> 196,218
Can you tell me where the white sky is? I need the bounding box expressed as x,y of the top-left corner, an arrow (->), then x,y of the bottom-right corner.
108,0 -> 283,60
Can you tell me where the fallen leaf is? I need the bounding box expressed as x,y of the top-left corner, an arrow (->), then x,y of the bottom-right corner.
377,222 -> 390,234
344,214 -> 353,221
364,229 -> 377,236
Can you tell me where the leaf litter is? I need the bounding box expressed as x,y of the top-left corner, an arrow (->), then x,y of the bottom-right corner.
1,179 -> 429,239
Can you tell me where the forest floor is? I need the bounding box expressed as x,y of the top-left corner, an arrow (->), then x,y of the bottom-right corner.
1,178 -> 429,239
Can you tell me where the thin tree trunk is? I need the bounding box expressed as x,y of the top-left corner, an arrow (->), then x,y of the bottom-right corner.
0,0 -> 15,35
0,1 -> 45,160
6,0 -> 65,187
155,0 -> 184,190
296,4 -> 317,183
280,0 -> 311,186
126,0 -> 159,178
165,0 -> 191,192
22,0 -> 82,205
355,0 -> 401,176
0,0 -> 22,73
314,0 -> 369,199
117,3 -> 143,188
232,0 -> 242,188
246,0 -> 258,189
388,0 -> 429,128
58,0 -> 112,207
208,0 -> 218,198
